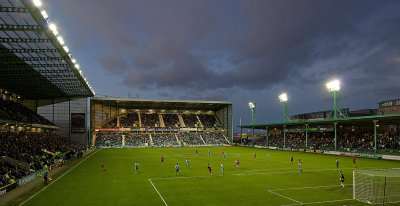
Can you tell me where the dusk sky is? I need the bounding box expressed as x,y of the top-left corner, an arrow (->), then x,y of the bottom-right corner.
43,0 -> 400,127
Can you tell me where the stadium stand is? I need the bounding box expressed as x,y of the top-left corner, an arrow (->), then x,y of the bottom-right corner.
0,99 -> 54,125
151,133 -> 178,146
198,114 -> 217,128
177,132 -> 204,145
181,114 -> 198,127
202,132 -> 228,145
120,113 -> 139,128
141,113 -> 159,127
163,114 -> 180,128
252,131 -> 400,150
0,131 -> 83,185
95,132 -> 122,147
124,133 -> 150,146
0,161 -> 27,187
102,118 -> 117,128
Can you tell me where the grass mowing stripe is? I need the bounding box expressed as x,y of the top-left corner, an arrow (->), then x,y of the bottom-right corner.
19,149 -> 100,206
148,179 -> 168,206
268,190 -> 303,204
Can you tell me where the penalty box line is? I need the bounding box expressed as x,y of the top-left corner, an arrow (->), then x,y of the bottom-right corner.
148,179 -> 168,206
19,148 -> 101,206
268,190 -> 303,205
268,184 -> 353,206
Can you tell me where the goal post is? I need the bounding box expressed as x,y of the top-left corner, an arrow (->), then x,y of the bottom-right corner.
353,168 -> 400,205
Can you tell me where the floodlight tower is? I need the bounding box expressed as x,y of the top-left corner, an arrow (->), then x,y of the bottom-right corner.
248,102 -> 256,124
279,93 -> 288,122
326,80 -> 341,119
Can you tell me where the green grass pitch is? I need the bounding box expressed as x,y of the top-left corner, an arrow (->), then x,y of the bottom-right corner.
19,146 -> 400,206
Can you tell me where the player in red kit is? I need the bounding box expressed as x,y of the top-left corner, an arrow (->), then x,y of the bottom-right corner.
161,156 -> 164,166
254,153 -> 257,160
195,149 -> 198,155
101,161 -> 105,171
208,164 -> 213,176
353,157 -> 357,167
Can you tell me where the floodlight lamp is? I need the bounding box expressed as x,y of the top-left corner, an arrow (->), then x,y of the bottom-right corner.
57,36 -> 64,45
49,23 -> 58,35
75,64 -> 80,69
248,102 -> 255,109
63,46 -> 69,53
33,0 -> 42,7
40,10 -> 48,19
327,80 -> 340,92
279,93 -> 288,102
72,59 -> 77,64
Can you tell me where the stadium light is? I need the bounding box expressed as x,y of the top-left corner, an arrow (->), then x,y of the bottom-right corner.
279,93 -> 288,103
33,0 -> 42,7
248,102 -> 256,124
63,46 -> 69,53
49,23 -> 58,35
72,59 -> 77,64
57,36 -> 64,45
326,79 -> 341,119
248,102 -> 255,109
327,79 -> 340,92
278,93 -> 288,122
75,64 -> 80,69
40,10 -> 48,19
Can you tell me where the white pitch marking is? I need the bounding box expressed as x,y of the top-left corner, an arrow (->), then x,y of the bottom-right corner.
281,198 -> 354,206
151,167 -> 384,180
270,184 -> 352,191
19,149 -> 101,206
239,167 -> 292,174
149,179 -> 168,206
268,190 -> 303,204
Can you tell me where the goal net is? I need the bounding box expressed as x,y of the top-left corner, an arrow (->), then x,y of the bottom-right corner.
353,168 -> 400,205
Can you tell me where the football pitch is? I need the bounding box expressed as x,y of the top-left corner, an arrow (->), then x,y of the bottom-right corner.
19,147 -> 400,206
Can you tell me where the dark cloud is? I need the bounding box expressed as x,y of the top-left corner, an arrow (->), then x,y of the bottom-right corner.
46,0 -> 400,124
99,55 -> 129,74
56,0 -> 400,95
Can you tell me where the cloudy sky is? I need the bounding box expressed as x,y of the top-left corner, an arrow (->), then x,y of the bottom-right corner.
43,0 -> 400,127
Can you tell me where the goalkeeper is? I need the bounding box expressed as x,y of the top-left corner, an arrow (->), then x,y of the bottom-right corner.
339,170 -> 345,187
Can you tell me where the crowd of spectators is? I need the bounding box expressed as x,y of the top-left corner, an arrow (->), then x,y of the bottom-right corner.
198,114 -> 217,128
0,99 -> 54,125
125,133 -> 149,146
120,113 -> 139,127
251,131 -> 400,150
181,114 -> 198,127
0,132 -> 81,165
202,132 -> 228,145
0,162 -> 27,187
0,131 -> 83,187
141,113 -> 159,127
177,133 -> 204,145
98,112 -> 221,129
163,114 -> 179,128
95,132 -> 122,147
102,118 -> 117,128
151,133 -> 178,146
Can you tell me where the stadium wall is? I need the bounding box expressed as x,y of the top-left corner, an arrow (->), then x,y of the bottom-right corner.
37,98 -> 89,145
